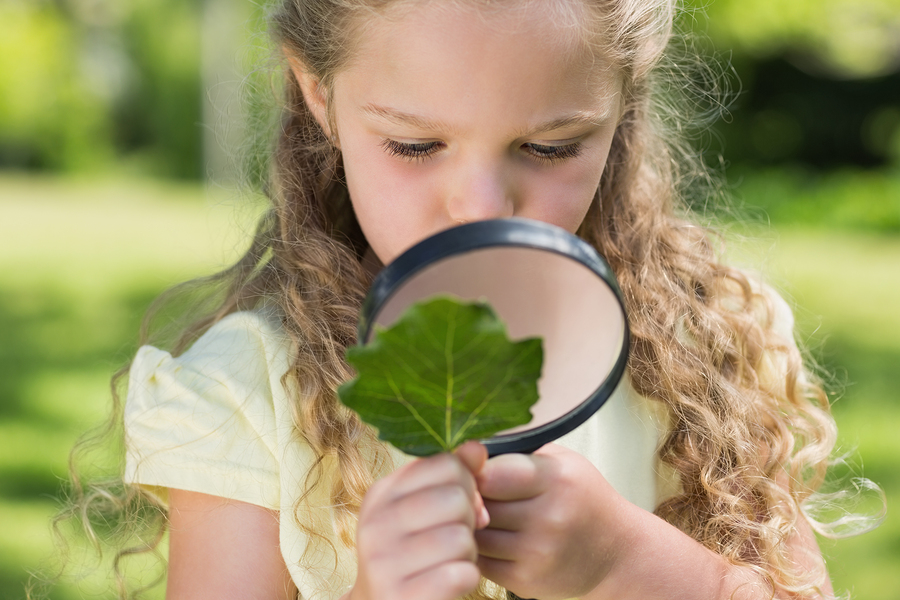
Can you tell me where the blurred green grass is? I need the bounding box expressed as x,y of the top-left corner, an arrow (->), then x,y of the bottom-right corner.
1,173 -> 897,598
0,175 -> 262,599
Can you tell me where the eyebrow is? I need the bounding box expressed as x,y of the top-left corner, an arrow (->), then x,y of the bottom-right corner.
513,110 -> 616,139
360,103 -> 616,138
361,104 -> 461,135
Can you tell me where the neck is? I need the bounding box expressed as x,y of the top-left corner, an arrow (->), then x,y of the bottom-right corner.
361,246 -> 384,281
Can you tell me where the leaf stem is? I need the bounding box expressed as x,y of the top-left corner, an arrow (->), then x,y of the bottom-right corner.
445,303 -> 457,448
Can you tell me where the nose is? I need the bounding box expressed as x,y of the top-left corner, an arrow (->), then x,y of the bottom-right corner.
445,160 -> 515,224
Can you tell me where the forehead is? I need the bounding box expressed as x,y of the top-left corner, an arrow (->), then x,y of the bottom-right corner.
370,0 -> 592,47
334,1 -> 621,126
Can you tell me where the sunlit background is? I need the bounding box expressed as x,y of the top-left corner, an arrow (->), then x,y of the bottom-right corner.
1,0 -> 898,597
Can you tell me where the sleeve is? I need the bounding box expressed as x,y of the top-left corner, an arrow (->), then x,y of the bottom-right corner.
123,313 -> 283,510
760,280 -> 796,343
755,281 -> 800,393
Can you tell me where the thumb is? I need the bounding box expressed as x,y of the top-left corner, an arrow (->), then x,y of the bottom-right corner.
454,441 -> 490,529
455,440 -> 487,475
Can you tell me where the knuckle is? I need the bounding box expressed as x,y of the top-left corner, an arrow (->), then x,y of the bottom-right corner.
528,541 -> 555,567
544,503 -> 573,535
442,482 -> 471,512
402,562 -> 480,600
426,484 -> 474,524
359,476 -> 394,520
400,483 -> 471,523
438,561 -> 481,597
426,451 -> 457,473
417,453 -> 472,487
356,532 -> 386,562
441,522 -> 476,558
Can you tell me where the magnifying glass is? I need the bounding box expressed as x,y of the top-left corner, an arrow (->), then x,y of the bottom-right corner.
358,217 -> 629,456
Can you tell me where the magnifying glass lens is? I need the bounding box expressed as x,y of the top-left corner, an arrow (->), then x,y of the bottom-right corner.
360,218 -> 629,455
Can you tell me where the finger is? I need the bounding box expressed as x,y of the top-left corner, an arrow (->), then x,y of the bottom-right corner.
478,453 -> 549,501
473,491 -> 490,530
454,441 -> 487,476
396,522 -> 479,575
401,560 -> 481,600
480,498 -> 532,531
383,483 -> 477,533
474,526 -> 518,560
367,453 -> 476,509
476,554 -> 520,593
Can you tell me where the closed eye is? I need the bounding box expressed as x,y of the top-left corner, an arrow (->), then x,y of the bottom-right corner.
381,139 -> 443,162
523,142 -> 583,164
381,139 -> 584,164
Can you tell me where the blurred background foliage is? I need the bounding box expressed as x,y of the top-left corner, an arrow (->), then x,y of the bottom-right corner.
0,0 -> 203,177
1,0 -> 898,598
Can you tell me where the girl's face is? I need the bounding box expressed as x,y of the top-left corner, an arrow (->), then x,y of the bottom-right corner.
303,2 -> 622,265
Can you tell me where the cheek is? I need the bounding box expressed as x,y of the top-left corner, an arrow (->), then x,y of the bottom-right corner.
523,161 -> 605,233
342,144 -> 443,263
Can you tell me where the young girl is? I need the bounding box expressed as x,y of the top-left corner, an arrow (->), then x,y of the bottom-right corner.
65,0 -> 868,598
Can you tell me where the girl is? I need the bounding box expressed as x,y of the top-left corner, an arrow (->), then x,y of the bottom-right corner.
63,0 -> 871,599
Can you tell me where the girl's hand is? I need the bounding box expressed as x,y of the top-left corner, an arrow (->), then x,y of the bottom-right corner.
348,441 -> 490,600
475,444 -> 836,600
475,443 -> 630,600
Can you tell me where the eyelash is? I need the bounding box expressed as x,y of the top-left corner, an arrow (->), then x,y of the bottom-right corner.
524,142 -> 583,164
381,139 -> 442,162
380,139 -> 584,164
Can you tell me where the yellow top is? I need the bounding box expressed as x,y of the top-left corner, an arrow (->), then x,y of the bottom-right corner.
124,308 -> 698,599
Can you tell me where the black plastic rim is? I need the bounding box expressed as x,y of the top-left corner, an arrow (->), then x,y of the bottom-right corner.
358,217 -> 630,456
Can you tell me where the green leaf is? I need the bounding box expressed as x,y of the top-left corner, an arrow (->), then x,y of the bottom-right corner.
338,296 -> 543,456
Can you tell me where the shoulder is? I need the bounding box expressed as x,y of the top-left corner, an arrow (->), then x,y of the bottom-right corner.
124,308 -> 292,508
129,308 -> 291,400
172,307 -> 290,373
716,269 -> 806,401
717,268 -> 796,344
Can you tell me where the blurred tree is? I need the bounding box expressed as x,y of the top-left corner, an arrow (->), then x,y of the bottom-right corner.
0,0 -> 202,178
717,58 -> 900,169
114,0 -> 203,179
700,0 -> 900,79
686,0 -> 900,170
0,0 -> 115,171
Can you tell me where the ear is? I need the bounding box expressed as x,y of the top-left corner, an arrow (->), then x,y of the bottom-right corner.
286,51 -> 334,140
